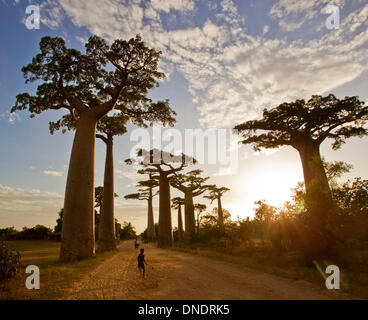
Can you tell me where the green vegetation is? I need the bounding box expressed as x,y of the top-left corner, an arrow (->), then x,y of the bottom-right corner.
0,241 -> 116,299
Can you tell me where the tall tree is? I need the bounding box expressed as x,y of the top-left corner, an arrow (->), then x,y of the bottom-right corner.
95,115 -> 126,252
194,203 -> 207,234
171,170 -> 210,241
204,186 -> 230,227
125,178 -> 159,242
126,149 -> 194,247
54,110 -> 174,252
94,186 -> 118,241
172,197 -> 185,241
12,35 -> 173,261
234,94 -> 368,255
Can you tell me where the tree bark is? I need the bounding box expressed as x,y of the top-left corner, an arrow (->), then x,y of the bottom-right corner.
218,196 -> 223,226
178,205 -> 184,241
147,190 -> 155,242
97,136 -> 117,252
297,139 -> 336,258
184,190 -> 196,241
158,174 -> 172,247
60,112 -> 97,262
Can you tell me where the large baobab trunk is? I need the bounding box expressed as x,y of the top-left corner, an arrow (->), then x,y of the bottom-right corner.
297,139 -> 336,257
184,190 -> 196,241
158,174 -> 172,247
178,205 -> 184,241
147,190 -> 155,242
298,140 -> 333,225
98,136 -> 117,252
60,113 -> 97,262
217,196 -> 223,226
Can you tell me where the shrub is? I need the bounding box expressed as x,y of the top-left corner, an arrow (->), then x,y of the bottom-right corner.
0,242 -> 21,281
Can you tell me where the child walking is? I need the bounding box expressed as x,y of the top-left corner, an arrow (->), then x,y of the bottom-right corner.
137,248 -> 147,278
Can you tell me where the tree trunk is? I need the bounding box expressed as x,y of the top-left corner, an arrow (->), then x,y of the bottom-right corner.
147,190 -> 155,242
158,174 -> 172,247
97,136 -> 117,252
60,112 -> 97,262
178,205 -> 184,241
218,196 -> 223,226
297,139 -> 336,258
184,190 -> 196,241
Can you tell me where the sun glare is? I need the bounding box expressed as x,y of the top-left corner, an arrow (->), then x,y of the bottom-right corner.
229,168 -> 303,219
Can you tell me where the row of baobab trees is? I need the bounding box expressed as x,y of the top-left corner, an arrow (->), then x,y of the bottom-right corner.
12,34 -> 368,261
124,149 -> 230,246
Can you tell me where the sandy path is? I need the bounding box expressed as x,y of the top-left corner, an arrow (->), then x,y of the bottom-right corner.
63,241 -> 355,300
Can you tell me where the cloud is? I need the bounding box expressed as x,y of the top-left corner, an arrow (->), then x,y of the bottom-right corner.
0,111 -> 20,124
43,170 -> 63,177
0,184 -> 63,228
115,168 -> 141,182
150,0 -> 195,13
40,0 -> 368,129
270,0 -> 346,32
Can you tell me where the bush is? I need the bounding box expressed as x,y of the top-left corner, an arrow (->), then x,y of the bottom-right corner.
18,225 -> 53,240
0,242 -> 21,281
0,227 -> 18,241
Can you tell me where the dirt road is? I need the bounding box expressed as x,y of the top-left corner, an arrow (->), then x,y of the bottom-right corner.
63,241 -> 354,300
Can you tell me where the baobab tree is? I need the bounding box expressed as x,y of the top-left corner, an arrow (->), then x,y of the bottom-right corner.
95,115 -> 126,252
194,204 -> 207,234
234,94 -> 368,255
12,35 -> 174,261
125,179 -> 159,242
55,107 -> 174,252
204,186 -> 230,227
171,170 -> 211,241
126,149 -> 194,247
172,197 -> 185,241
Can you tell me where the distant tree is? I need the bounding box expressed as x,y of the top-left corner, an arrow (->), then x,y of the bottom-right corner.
235,94 -> 368,256
334,178 -> 368,216
94,186 -> 118,241
204,186 -> 230,226
194,204 -> 207,234
54,208 -> 64,234
172,197 -> 185,241
12,35 -> 172,261
125,178 -> 159,242
126,149 -> 194,247
118,222 -> 137,240
171,170 -> 210,241
19,225 -> 53,241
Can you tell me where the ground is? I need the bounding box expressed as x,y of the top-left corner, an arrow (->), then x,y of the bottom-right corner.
63,241 -> 356,300
0,241 -> 115,299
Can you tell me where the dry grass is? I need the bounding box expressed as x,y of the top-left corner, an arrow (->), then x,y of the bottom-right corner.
0,241 -> 117,300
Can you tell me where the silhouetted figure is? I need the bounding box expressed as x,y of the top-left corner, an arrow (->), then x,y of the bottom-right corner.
134,237 -> 140,249
137,248 -> 147,278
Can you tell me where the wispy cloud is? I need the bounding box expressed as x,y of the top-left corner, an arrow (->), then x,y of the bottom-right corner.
0,184 -> 63,219
43,170 -> 63,177
40,0 -> 368,130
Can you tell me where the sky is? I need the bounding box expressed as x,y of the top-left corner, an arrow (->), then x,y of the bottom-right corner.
0,0 -> 368,233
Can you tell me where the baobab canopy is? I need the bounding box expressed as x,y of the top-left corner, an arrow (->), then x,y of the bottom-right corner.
234,94 -> 368,151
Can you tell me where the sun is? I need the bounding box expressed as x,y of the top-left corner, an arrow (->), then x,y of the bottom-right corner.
228,166 -> 303,219
250,171 -> 300,207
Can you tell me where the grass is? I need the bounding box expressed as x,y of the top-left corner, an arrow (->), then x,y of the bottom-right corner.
0,240 -> 117,300
169,241 -> 368,299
